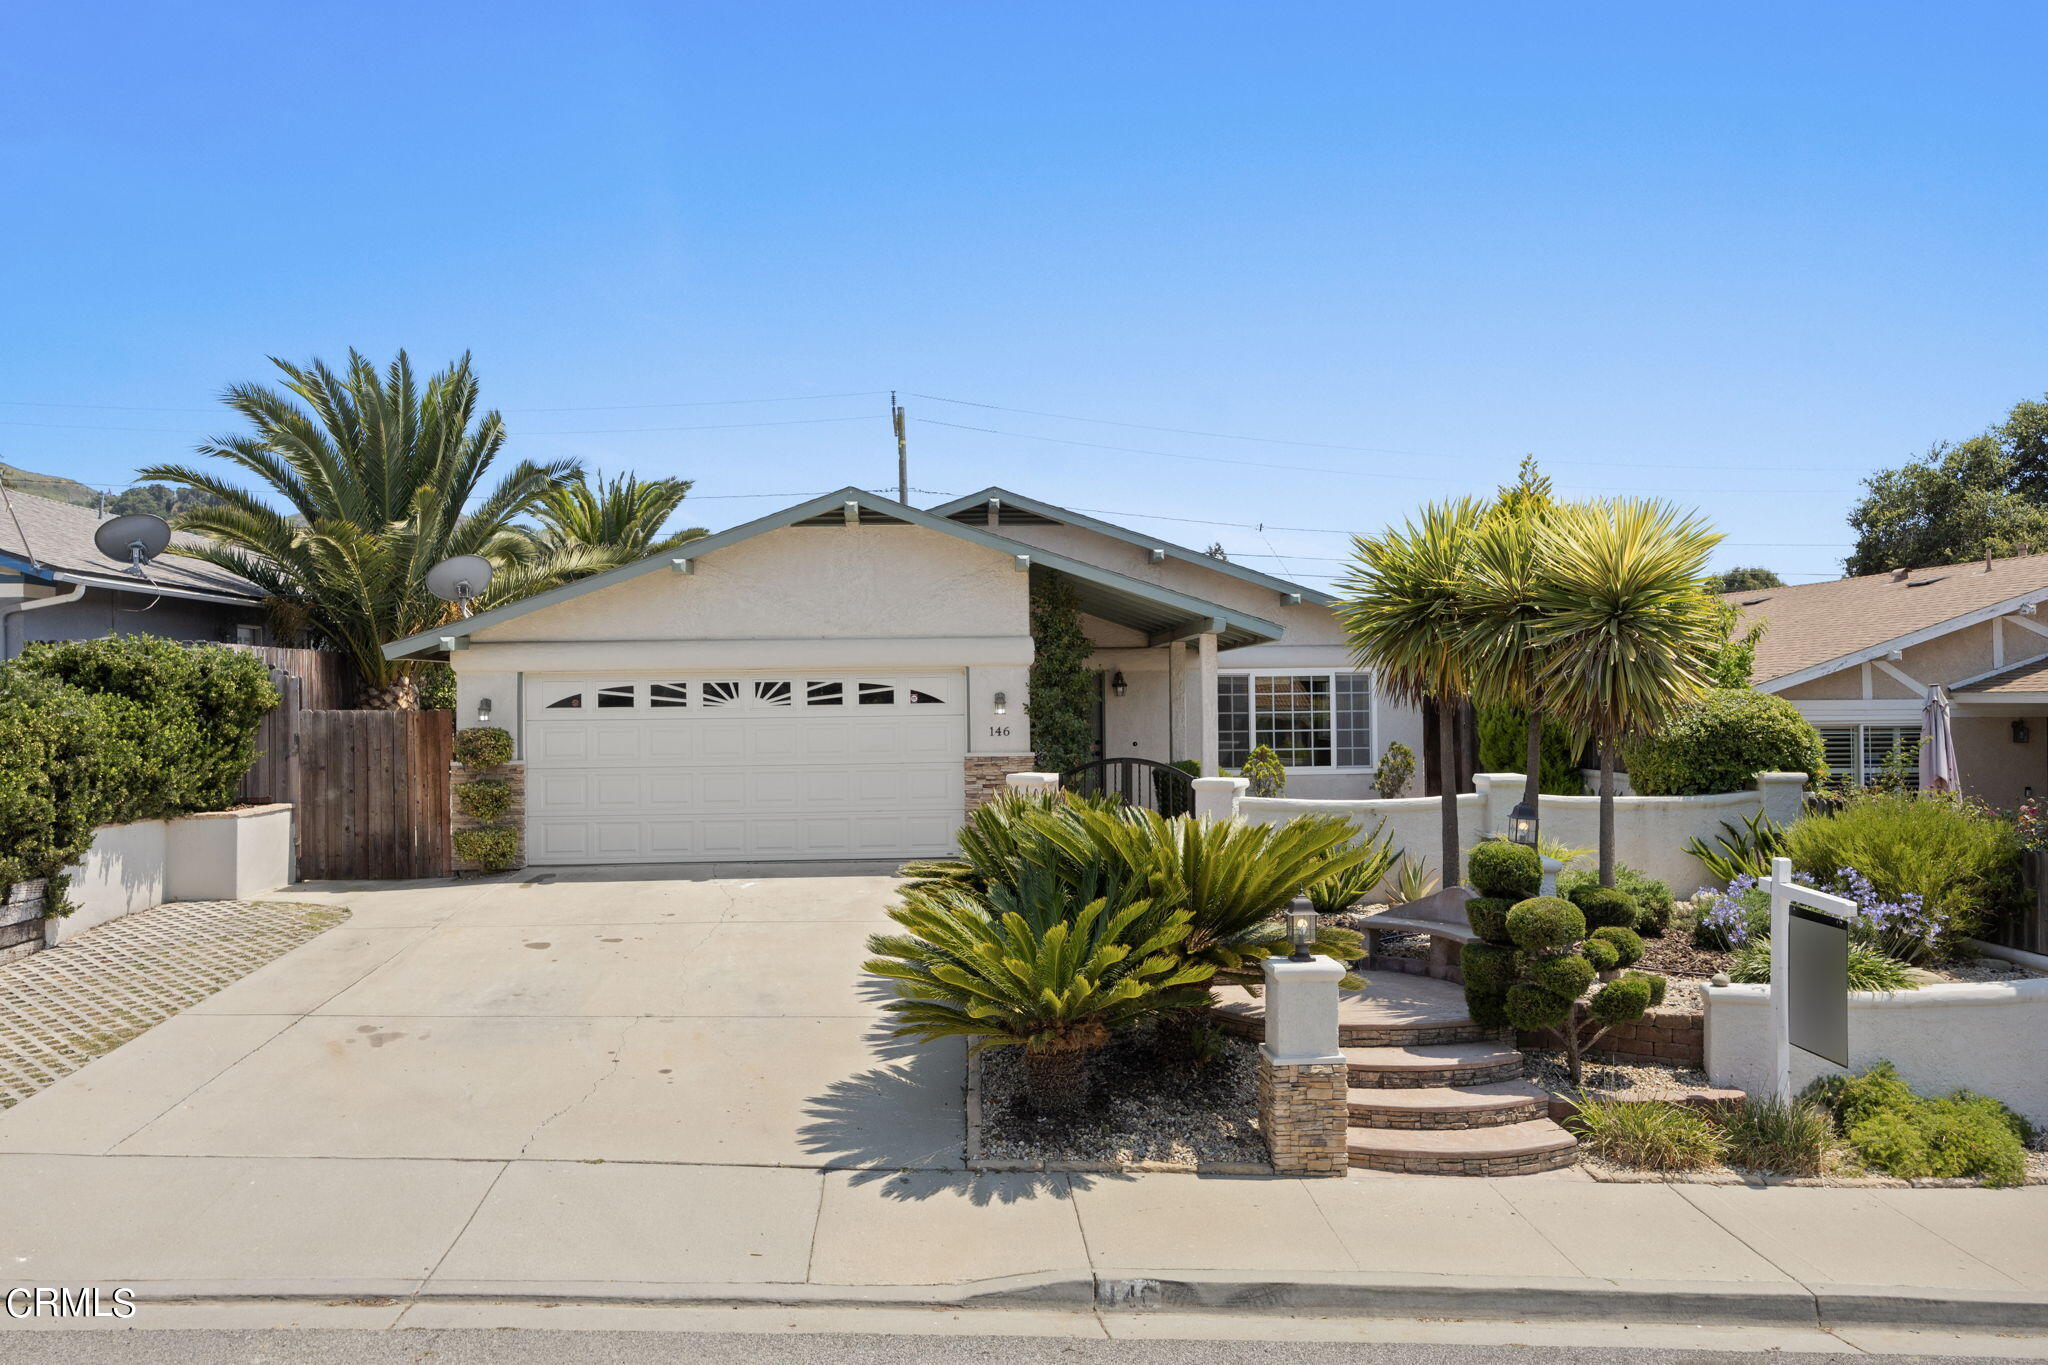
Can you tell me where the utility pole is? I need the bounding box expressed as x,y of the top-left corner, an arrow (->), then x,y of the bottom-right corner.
891,391 -> 909,504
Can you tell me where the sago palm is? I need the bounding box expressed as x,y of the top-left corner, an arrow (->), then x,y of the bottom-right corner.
526,469 -> 707,557
1531,499 -> 1724,884
1335,498 -> 1487,886
865,873 -> 1213,1113
141,350 -> 579,707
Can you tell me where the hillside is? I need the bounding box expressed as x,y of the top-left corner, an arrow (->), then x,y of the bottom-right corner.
0,462 -> 100,509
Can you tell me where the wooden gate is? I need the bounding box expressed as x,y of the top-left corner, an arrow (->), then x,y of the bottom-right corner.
296,710 -> 454,879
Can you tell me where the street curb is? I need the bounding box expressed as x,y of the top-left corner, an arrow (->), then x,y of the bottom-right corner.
109,1271 -> 2048,1333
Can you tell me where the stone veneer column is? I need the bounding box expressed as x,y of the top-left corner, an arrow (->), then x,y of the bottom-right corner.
452,760 -> 525,874
963,754 -> 1040,808
1256,953 -> 1349,1176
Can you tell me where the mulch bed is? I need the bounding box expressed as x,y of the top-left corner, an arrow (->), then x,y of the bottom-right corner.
1632,931 -> 1731,982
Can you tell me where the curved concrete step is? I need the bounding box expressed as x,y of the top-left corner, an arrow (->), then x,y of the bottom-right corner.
1344,1041 -> 1524,1089
1347,1118 -> 1578,1176
1211,973 -> 1504,1048
1347,1079 -> 1551,1129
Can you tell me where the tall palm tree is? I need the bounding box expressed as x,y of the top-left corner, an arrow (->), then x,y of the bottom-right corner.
526,469 -> 707,557
141,349 -> 579,708
1462,459 -> 1561,834
1336,498 -> 1487,887
1531,499 -> 1725,884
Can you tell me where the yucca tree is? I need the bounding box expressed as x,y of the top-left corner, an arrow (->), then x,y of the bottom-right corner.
526,469 -> 707,557
866,872 -> 1213,1113
142,350 -> 578,707
1335,498 -> 1487,886
1462,463 -> 1563,835
1531,499 -> 1725,884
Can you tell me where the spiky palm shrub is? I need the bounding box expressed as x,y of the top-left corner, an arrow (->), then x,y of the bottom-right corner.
1305,819 -> 1402,914
865,874 -> 1213,1113
1461,461 -> 1564,833
142,350 -> 582,707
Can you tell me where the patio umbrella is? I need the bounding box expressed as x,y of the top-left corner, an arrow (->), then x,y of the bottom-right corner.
1920,685 -> 1959,793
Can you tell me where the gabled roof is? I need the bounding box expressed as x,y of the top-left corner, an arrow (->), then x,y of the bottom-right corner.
0,489 -> 262,605
1732,551 -> 2048,691
381,486 -> 1284,660
925,487 -> 1337,607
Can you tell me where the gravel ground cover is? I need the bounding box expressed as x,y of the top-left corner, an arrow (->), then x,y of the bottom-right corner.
973,1021 -> 1267,1170
1523,1048 -> 1717,1100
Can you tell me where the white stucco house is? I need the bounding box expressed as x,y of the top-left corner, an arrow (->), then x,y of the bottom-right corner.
383,486 -> 1421,866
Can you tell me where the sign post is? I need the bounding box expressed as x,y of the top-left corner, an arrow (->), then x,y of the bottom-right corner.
1765,855 -> 1857,1101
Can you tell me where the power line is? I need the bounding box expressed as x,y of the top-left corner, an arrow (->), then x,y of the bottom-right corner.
0,389 -> 889,416
0,413 -> 884,438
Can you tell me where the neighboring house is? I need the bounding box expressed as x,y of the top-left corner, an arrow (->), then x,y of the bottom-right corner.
385,486 -> 1422,866
0,489 -> 268,657
1733,550 -> 2048,808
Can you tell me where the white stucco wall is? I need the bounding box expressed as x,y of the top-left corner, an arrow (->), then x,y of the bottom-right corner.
1236,771 -> 1810,892
164,804 -> 294,901
1703,979 -> 2048,1127
49,819 -> 167,944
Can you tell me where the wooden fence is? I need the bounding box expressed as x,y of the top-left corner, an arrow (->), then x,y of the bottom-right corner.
233,646 -> 358,807
295,710 -> 454,880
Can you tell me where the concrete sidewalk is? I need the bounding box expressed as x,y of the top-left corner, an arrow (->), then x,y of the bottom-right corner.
0,870 -> 2042,1333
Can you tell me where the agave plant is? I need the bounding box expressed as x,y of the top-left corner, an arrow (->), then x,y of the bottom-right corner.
1304,820 -> 1403,914
1390,854 -> 1440,905
865,871 -> 1213,1113
1684,810 -> 1787,885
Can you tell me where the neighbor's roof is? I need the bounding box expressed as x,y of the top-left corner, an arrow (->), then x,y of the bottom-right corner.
926,487 -> 1337,608
0,490 -> 262,605
1733,550 -> 2048,690
382,486 -> 1284,660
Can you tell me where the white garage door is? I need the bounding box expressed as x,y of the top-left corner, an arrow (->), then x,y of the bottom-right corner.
522,671 -> 967,864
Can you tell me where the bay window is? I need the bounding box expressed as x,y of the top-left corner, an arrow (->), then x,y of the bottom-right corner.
1219,670 -> 1373,770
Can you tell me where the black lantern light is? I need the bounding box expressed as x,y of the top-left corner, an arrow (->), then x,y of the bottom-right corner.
2014,720 -> 2031,745
1509,800 -> 1538,847
1110,671 -> 1128,698
1285,904 -> 1318,962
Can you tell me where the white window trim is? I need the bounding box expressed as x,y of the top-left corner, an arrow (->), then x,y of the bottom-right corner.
1218,668 -> 1377,773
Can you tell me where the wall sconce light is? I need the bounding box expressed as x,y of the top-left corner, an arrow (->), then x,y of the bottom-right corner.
2015,719 -> 2031,744
1285,904 -> 1318,962
476,697 -> 493,724
1111,671 -> 1128,698
993,691 -> 1007,716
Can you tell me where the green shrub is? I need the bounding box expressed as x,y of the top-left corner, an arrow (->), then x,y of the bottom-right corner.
1583,937 -> 1620,971
1718,1097 -> 1834,1177
1520,951 -> 1595,1000
1805,1061 -> 2032,1187
1476,704 -> 1585,795
0,672 -> 113,889
1589,925 -> 1644,968
1460,942 -> 1517,994
1567,1096 -> 1726,1170
1782,791 -> 2023,948
453,826 -> 522,872
1588,972 -> 1653,1025
1463,896 -> 1513,944
1506,896 -> 1584,951
1373,741 -> 1416,799
1305,819 -> 1401,913
1468,839 -> 1542,899
453,725 -> 514,768
455,779 -> 513,823
1622,689 -> 1825,796
1727,938 -> 1918,992
1571,885 -> 1639,931
1463,985 -> 1510,1029
1558,864 -> 1672,930
1504,981 -> 1572,1030
1621,969 -> 1668,1007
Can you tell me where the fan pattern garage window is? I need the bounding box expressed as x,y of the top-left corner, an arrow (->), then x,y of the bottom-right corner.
702,681 -> 740,708
651,683 -> 687,707
597,684 -> 634,709
755,680 -> 792,706
1218,671 -> 1372,770
859,683 -> 895,705
1816,724 -> 1921,787
807,681 -> 843,705
528,676 -> 954,716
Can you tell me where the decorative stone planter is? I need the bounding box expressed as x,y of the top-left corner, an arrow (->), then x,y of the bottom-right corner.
165,803 -> 294,902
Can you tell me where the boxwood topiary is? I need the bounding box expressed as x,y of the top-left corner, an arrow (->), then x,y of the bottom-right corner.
1570,885 -> 1640,931
1461,942 -> 1518,995
1588,973 -> 1654,1026
1621,688 -> 1826,796
453,826 -> 521,872
1505,981 -> 1573,1031
1520,951 -> 1595,1001
1589,924 -> 1645,968
1506,896 -> 1585,952
1464,896 -> 1514,945
1622,969 -> 1668,1007
454,726 -> 514,768
1463,986 -> 1511,1030
455,778 -> 513,823
1583,937 -> 1620,971
1467,839 -> 1541,899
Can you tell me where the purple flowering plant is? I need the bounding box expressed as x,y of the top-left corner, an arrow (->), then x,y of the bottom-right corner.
1692,865 -> 1939,964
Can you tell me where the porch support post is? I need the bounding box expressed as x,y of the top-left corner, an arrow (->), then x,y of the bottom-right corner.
1165,638 -> 1183,763
1196,630 -> 1220,777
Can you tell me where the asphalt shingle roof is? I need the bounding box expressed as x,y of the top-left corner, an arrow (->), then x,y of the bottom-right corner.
0,490 -> 261,600
1731,552 -> 2048,686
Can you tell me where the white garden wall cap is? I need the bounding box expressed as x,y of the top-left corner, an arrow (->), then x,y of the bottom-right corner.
176,803 -> 292,820
1262,954 -> 1347,983
381,486 -> 1285,660
927,485 -> 1338,607
1704,978 -> 2048,1008
1192,775 -> 1251,790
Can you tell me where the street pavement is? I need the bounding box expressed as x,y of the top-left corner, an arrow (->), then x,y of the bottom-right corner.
0,869 -> 2041,1334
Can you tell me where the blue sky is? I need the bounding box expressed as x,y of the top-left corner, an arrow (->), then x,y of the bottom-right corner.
4,2 -> 2045,586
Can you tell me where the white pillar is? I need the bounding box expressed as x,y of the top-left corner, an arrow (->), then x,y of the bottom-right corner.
1260,954 -> 1345,1066
1755,771 -> 1808,828
1193,775 -> 1249,822
1196,631 -> 1220,777
1164,639 -> 1183,763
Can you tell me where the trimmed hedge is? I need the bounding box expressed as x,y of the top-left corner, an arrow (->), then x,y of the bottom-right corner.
0,637 -> 277,894
454,725 -> 514,768
1621,689 -> 1825,796
1570,884 -> 1640,931
455,779 -> 513,823
1463,896 -> 1514,945
1505,896 -> 1584,951
1590,924 -> 1645,968
1467,839 -> 1541,899
453,826 -> 521,873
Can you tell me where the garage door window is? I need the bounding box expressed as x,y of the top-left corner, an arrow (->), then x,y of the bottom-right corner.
755,680 -> 793,706
544,690 -> 583,709
597,684 -> 635,709
651,683 -> 687,707
702,681 -> 740,708
859,683 -> 895,705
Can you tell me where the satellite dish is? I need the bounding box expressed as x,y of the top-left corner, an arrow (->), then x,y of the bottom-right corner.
94,514 -> 172,574
425,554 -> 495,613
